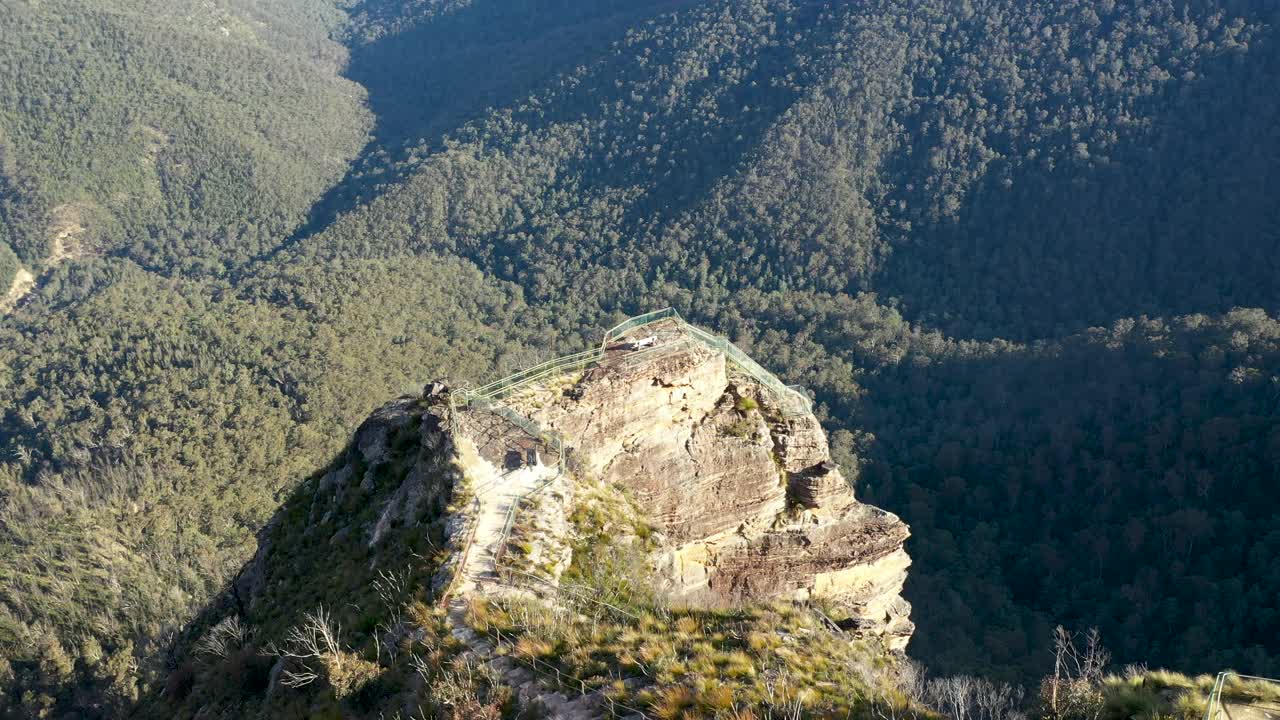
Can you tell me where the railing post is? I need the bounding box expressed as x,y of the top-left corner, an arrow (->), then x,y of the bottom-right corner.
1206,672 -> 1229,720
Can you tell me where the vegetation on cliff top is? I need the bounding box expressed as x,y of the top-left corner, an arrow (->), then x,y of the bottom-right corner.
470,475 -> 921,720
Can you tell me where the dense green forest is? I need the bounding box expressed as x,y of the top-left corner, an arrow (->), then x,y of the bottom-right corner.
0,245 -> 18,296
0,0 -> 1277,716
0,0 -> 369,274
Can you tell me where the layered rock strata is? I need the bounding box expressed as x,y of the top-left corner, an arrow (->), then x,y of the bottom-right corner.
509,325 -> 914,649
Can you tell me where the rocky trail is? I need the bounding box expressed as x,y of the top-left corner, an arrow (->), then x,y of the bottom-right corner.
445,437 -> 621,719
453,436 -> 555,597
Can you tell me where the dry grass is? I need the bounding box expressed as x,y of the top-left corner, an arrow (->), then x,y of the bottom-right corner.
1095,670 -> 1280,720
1222,674 -> 1280,705
467,592 -> 921,719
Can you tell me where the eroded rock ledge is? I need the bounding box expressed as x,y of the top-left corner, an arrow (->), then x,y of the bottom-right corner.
504,324 -> 914,650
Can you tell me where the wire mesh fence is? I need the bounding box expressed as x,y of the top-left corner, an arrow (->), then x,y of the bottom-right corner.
599,307 -> 681,349
436,494 -> 482,608
492,465 -> 562,571
605,308 -> 812,416
619,337 -> 694,366
680,322 -> 812,417
466,347 -> 606,403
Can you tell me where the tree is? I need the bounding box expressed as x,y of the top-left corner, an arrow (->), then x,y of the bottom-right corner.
1042,627 -> 1110,720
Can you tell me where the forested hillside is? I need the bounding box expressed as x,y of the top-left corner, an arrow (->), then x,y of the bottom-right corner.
0,0 -> 369,276
1,0 -> 1277,716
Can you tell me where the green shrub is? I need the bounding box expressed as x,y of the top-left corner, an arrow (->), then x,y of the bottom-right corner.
325,652 -> 380,700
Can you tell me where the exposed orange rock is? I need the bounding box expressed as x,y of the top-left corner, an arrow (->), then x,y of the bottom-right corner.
509,326 -> 914,649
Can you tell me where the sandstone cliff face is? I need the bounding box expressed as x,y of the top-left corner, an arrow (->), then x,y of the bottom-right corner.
525,347 -> 784,542
509,326 -> 914,649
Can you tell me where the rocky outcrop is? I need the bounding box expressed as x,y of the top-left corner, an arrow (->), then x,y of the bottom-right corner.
509,323 -> 914,650
527,346 -> 785,542
160,328 -> 913,720
0,267 -> 34,314
219,322 -> 912,664
230,393 -> 464,612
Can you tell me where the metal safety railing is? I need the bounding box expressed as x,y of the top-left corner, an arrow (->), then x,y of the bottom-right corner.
436,494 -> 482,608
492,463 -> 562,571
462,395 -> 566,473
680,322 -> 812,417
599,307 -> 682,350
461,308 -> 812,418
450,384 -> 568,571
604,307 -> 813,416
466,347 -> 606,403
1205,672 -> 1280,720
1207,672 -> 1230,720
620,337 -> 694,367
450,392 -> 567,572
436,400 -> 486,607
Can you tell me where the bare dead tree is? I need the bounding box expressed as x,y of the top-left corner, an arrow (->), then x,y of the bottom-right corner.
373,567 -> 411,626
1052,627 -> 1110,684
973,677 -> 1025,720
929,675 -> 977,720
1044,626 -> 1110,720
373,565 -> 413,662
194,616 -> 250,660
898,659 -> 929,704
861,657 -> 929,720
923,674 -> 1025,720
265,607 -> 344,689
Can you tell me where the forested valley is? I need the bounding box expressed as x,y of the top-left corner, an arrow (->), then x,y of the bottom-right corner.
0,0 -> 1277,716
